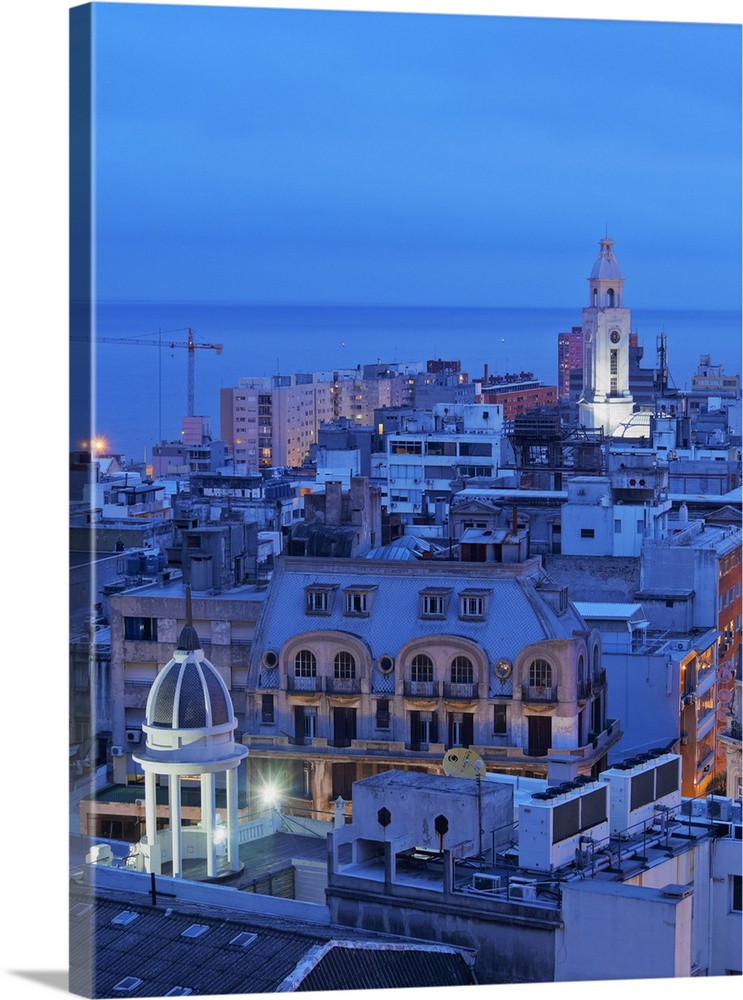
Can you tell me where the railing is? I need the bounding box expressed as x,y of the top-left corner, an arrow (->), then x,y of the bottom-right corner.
404,680 -> 440,697
287,675 -> 322,693
325,677 -> 362,695
443,682 -> 479,700
577,681 -> 592,700
521,685 -> 557,702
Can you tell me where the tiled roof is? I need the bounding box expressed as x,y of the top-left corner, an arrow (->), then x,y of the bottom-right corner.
69,886 -> 475,997
251,557 -> 585,668
292,940 -> 476,992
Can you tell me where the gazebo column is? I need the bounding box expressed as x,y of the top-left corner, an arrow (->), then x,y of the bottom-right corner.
226,765 -> 240,871
169,774 -> 183,878
144,769 -> 158,847
202,771 -> 217,877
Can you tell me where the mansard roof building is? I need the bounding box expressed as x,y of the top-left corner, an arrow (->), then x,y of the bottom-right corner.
243,553 -> 621,819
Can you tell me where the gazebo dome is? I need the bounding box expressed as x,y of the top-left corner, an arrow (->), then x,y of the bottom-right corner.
145,642 -> 233,732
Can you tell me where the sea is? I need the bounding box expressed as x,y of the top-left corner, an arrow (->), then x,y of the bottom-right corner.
85,302 -> 742,465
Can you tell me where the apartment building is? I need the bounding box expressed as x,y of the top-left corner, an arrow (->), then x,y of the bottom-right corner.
221,369 -> 410,473
384,402 -> 505,523
242,553 -> 620,821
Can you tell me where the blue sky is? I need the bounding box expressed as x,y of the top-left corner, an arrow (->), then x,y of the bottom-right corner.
90,3 -> 742,310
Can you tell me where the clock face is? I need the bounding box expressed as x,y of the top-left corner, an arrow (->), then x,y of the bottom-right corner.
610,330 -> 621,344
494,658 -> 513,681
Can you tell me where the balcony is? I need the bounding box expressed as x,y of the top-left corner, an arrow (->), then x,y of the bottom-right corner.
287,675 -> 323,693
404,680 -> 440,698
577,680 -> 593,700
522,685 -> 557,703
325,677 -> 362,695
443,682 -> 479,700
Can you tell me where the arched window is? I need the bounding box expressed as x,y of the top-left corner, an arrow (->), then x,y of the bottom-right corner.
593,644 -> 600,675
607,288 -> 615,307
592,288 -> 598,307
529,659 -> 552,688
334,651 -> 356,679
294,649 -> 316,677
578,654 -> 585,682
450,656 -> 474,684
411,654 -> 434,683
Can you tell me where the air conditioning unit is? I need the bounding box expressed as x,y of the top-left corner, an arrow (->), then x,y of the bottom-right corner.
135,799 -> 146,809
683,693 -> 697,706
471,873 -> 502,893
111,746 -> 124,757
126,729 -> 141,744
509,879 -> 537,901
706,796 -> 733,822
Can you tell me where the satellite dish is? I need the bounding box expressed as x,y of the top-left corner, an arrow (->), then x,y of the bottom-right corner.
443,748 -> 484,779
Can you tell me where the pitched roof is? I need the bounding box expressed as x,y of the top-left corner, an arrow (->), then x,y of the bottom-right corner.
69,886 -> 475,997
251,556 -> 585,670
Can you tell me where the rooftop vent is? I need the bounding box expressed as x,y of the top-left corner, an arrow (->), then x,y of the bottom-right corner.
111,911 -> 139,927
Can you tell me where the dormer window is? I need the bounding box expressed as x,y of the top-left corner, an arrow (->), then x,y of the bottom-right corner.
458,589 -> 491,620
343,586 -> 376,617
419,587 -> 452,619
305,584 -> 336,615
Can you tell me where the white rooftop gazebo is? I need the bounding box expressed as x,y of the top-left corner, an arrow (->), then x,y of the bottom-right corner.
133,588 -> 248,878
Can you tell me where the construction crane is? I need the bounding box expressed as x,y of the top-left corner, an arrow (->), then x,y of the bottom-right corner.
75,327 -> 223,417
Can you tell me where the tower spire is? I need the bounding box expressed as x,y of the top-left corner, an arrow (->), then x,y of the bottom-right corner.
177,583 -> 201,651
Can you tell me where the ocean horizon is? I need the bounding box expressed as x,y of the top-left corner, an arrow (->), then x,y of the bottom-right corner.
87,301 -> 742,464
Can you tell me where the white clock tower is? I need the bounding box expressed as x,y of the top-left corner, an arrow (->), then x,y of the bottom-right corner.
578,238 -> 635,436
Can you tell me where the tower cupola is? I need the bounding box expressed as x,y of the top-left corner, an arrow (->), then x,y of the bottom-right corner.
588,237 -> 624,308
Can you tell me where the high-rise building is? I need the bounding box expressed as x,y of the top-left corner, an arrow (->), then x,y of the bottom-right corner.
557,326 -> 583,400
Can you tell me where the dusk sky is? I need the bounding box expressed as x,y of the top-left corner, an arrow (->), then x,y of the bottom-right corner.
92,2 -> 742,311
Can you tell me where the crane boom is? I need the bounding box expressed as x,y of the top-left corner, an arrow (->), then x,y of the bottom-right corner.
73,328 -> 223,417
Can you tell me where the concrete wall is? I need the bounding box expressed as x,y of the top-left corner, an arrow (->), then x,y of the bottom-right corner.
603,651 -> 680,760
81,861 -> 331,924
542,555 -> 640,603
327,879 -> 559,984
556,880 -> 692,981
710,837 -> 743,975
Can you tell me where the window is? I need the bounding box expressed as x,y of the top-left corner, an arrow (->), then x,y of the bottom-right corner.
459,441 -> 492,457
733,875 -> 742,913
450,656 -> 474,685
423,594 -> 445,616
305,587 -> 334,614
493,704 -> 507,735
303,709 -> 317,740
261,694 -> 274,725
294,650 -> 316,677
411,654 -> 434,683
614,519 -> 622,533
343,587 -> 375,616
459,591 -> 489,619
420,589 -> 451,618
334,651 -> 356,679
580,528 -> 595,539
375,699 -> 390,730
124,617 -> 158,641
529,659 -> 553,688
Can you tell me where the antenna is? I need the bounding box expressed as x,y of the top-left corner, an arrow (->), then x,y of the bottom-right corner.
442,748 -> 484,779
185,582 -> 193,626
